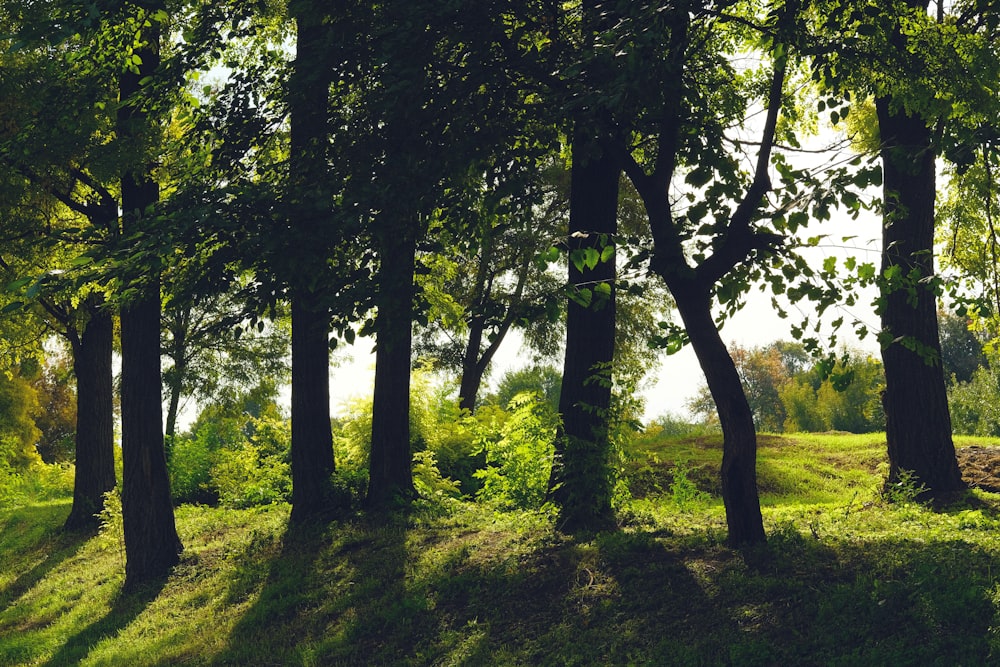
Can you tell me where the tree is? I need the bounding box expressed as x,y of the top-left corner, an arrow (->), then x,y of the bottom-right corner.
115,2 -> 182,587
548,127 -> 620,532
286,0 -> 340,522
605,2 -> 802,545
0,12 -> 120,531
347,1 -> 553,507
415,163 -> 565,414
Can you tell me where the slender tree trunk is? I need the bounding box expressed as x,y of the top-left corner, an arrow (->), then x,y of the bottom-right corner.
118,12 -> 181,590
548,126 -> 619,533
457,315 -> 486,412
366,227 -> 418,508
163,306 -> 188,446
164,359 -> 183,447
672,284 -> 765,546
876,96 -> 964,495
63,304 -> 116,531
289,295 -> 336,521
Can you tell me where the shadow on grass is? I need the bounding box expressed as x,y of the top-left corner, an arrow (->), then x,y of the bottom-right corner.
211,515 -> 365,665
0,504 -> 89,611
40,577 -> 166,667
210,508 -> 1000,665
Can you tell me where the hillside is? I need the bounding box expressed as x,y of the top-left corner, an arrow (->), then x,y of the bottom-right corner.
3,433 -> 1000,666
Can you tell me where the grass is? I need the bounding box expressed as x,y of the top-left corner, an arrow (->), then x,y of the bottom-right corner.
3,432 -> 1000,665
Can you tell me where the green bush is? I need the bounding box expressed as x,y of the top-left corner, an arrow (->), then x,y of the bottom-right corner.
949,366 -> 1000,436
211,413 -> 291,509
472,392 -> 556,510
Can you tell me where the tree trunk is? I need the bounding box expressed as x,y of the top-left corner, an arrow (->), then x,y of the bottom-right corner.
366,227 -> 418,508
548,126 -> 619,533
672,284 -> 765,546
163,305 -> 189,446
875,95 -> 964,495
457,315 -> 486,413
287,2 -> 339,523
63,303 -> 116,532
118,16 -> 182,590
289,295 -> 336,522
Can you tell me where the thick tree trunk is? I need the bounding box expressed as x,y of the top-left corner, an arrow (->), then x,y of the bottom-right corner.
289,296 -> 336,522
548,127 -> 619,533
287,3 -> 339,522
875,96 -> 964,495
672,285 -> 765,546
118,18 -> 182,590
63,304 -> 116,532
366,228 -> 418,508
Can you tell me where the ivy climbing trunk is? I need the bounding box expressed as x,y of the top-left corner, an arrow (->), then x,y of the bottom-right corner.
876,95 -> 964,495
63,302 -> 115,532
548,125 -> 619,533
118,7 -> 182,590
287,0 -> 338,523
366,225 -> 418,508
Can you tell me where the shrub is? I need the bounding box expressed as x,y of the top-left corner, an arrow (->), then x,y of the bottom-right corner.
211,413 -> 291,509
472,392 -> 556,510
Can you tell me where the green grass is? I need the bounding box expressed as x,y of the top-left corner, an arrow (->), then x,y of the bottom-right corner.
4,432 -> 1000,665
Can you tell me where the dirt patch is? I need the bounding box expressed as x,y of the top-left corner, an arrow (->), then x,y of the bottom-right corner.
957,446 -> 1000,493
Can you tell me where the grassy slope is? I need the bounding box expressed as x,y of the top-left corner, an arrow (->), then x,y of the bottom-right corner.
3,433 -> 1000,666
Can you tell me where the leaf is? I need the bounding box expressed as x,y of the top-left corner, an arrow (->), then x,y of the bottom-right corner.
600,245 -> 614,263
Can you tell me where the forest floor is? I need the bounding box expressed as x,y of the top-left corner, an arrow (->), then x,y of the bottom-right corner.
3,432 -> 1000,666
957,445 -> 1000,492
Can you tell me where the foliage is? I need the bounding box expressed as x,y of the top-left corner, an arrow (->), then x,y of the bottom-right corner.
880,468 -> 929,505
168,386 -> 292,508
668,458 -> 711,512
949,365 -> 1000,437
472,392 -> 556,510
483,364 -> 561,415
687,343 -> 886,434
0,368 -> 42,471
96,485 -> 124,571
29,350 -> 77,464
210,412 -> 291,509
644,412 -> 722,439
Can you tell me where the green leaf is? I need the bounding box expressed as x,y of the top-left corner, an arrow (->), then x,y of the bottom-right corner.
600,245 -> 614,263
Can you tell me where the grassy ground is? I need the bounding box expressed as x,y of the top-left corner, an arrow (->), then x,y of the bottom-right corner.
4,432 -> 1000,665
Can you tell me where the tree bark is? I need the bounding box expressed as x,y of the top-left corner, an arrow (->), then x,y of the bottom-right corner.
876,95 -> 964,495
163,305 -> 189,446
287,1 -> 339,522
118,11 -> 182,590
289,295 -> 336,522
457,314 -> 486,413
548,126 -> 619,533
63,303 -> 116,532
672,283 -> 765,546
366,227 -> 418,508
